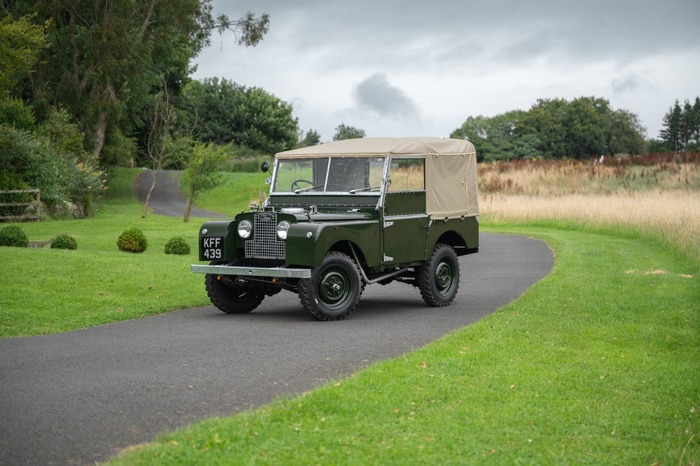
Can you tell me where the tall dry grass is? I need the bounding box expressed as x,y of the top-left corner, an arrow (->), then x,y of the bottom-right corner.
478,154 -> 700,263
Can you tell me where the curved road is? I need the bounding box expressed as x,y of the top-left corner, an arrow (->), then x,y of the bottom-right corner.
134,169 -> 224,218
0,173 -> 554,465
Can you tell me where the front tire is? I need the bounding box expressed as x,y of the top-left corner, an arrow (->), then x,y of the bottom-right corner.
300,251 -> 362,321
419,243 -> 460,307
205,272 -> 264,314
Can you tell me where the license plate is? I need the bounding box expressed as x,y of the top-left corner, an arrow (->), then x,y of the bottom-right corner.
201,237 -> 223,260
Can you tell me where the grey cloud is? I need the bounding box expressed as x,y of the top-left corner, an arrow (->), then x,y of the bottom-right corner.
611,72 -> 654,94
217,0 -> 700,66
352,74 -> 418,118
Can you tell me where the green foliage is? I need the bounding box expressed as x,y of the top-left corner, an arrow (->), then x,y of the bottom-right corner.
117,227 -> 148,253
451,111 -> 536,161
164,236 -> 190,255
660,97 -> 700,152
0,225 -> 29,247
100,128 -> 138,167
50,234 -> 77,250
0,15 -> 48,96
0,98 -> 36,130
178,78 -> 298,155
0,107 -> 106,216
35,107 -> 86,156
333,123 -> 366,141
5,1 -> 270,163
298,129 -> 322,147
452,97 -> 648,161
181,141 -> 228,222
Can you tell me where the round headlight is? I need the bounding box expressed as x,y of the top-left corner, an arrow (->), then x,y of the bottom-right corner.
237,220 -> 252,239
277,221 -> 291,240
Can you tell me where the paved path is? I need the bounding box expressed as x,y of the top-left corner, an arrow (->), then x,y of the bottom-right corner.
133,169 -> 223,218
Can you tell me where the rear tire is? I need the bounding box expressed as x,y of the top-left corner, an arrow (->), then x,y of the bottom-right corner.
419,243 -> 460,307
205,272 -> 264,314
300,251 -> 362,321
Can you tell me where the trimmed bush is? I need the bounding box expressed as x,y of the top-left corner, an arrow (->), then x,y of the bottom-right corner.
50,234 -> 77,250
164,236 -> 190,255
0,225 -> 29,248
117,227 -> 148,253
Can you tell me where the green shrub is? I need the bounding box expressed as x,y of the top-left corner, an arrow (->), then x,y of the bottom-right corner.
0,225 -> 29,247
50,234 -> 77,250
117,227 -> 148,253
164,236 -> 190,255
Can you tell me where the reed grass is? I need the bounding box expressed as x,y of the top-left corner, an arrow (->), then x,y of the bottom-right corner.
478,154 -> 700,262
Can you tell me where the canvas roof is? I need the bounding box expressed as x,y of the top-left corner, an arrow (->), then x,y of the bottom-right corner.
275,137 -> 479,219
275,137 -> 476,158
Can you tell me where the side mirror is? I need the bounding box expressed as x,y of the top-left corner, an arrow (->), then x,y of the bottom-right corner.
261,162 -> 270,173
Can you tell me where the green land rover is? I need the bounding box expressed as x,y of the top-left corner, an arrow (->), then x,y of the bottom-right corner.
191,137 -> 479,320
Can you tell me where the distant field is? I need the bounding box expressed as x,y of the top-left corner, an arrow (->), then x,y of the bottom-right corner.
478,154 -> 700,262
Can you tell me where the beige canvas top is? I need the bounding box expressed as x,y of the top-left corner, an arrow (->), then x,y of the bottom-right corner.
275,137 -> 478,219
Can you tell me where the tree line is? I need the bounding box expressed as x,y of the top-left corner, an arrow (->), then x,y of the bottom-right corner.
1,1 -> 273,218
450,97 -> 650,162
658,98 -> 700,153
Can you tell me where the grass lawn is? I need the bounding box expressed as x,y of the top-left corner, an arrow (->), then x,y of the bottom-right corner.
0,168 -> 215,337
109,223 -> 700,465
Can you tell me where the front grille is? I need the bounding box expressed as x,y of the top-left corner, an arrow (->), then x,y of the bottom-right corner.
245,213 -> 286,259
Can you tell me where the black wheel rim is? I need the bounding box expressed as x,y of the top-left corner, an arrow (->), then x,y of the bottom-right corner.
317,266 -> 353,310
434,258 -> 455,296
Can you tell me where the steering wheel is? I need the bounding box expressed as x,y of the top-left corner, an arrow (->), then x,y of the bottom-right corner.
291,179 -> 316,191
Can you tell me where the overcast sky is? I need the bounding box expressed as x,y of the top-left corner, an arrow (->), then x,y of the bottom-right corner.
193,0 -> 700,143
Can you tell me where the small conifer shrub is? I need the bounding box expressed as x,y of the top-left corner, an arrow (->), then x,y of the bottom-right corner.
164,236 -> 191,255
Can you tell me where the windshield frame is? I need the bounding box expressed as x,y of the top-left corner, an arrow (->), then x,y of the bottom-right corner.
270,156 -> 389,196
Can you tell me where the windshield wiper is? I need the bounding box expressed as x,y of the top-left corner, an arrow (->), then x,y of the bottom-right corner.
349,186 -> 380,194
293,185 -> 324,194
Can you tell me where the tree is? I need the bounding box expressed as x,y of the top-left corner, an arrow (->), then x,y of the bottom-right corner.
0,15 -> 47,96
333,124 -> 365,141
5,1 -> 269,163
563,97 -> 607,158
659,97 -> 700,152
141,76 -> 178,218
181,141 -> 227,222
298,129 -> 321,147
453,97 -> 645,160
0,15 -> 104,216
451,111 -> 533,161
178,78 -> 298,154
518,97 -> 645,158
605,109 -> 646,155
660,100 -> 683,152
518,98 -> 570,158
691,98 -> 700,147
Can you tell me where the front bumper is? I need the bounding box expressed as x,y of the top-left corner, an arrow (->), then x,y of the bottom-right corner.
190,264 -> 311,279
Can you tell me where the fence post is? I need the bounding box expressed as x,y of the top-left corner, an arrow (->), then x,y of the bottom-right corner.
0,189 -> 41,222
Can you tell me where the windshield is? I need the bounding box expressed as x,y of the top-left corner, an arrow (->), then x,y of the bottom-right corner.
272,157 -> 386,194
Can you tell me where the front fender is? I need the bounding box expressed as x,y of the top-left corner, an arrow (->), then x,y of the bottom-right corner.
197,220 -> 238,262
286,221 -> 380,267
